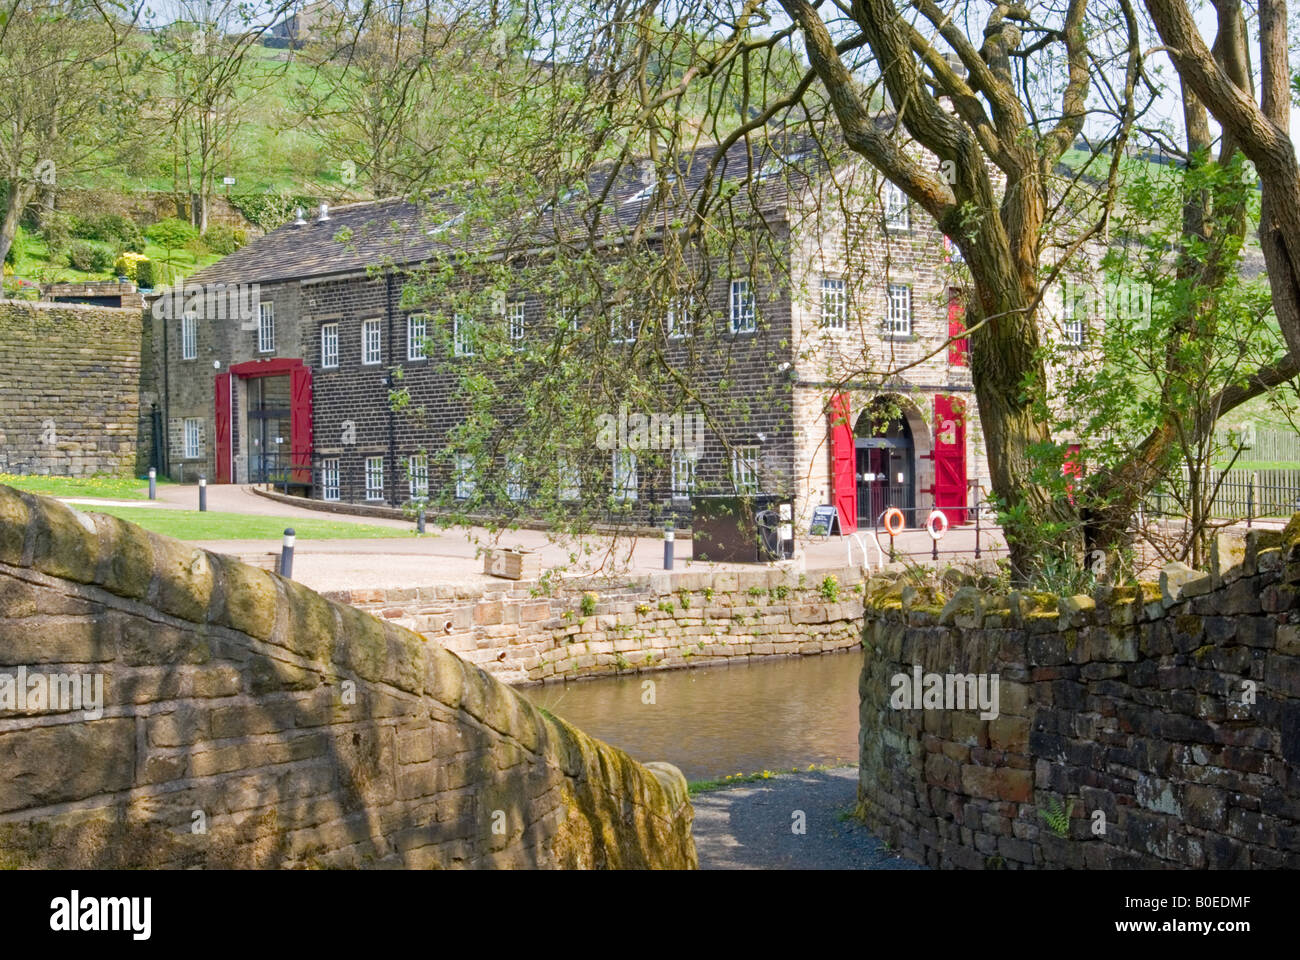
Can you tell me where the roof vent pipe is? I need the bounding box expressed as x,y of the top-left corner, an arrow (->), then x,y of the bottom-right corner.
318,202 -> 330,221
293,207 -> 306,226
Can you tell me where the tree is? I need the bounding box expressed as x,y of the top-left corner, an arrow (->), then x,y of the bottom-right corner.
146,216 -> 198,268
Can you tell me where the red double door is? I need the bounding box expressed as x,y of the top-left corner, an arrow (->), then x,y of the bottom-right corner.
214,358 -> 313,484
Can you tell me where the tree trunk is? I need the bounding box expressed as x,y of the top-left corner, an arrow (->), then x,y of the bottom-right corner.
0,180 -> 34,269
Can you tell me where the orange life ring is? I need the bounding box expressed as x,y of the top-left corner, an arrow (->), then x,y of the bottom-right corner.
926,509 -> 949,540
882,508 -> 905,536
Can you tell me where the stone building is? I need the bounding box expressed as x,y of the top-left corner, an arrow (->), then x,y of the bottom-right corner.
156,137 -> 1097,534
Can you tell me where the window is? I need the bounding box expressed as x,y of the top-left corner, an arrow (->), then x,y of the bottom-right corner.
610,307 -> 636,343
408,454 -> 428,500
731,446 -> 760,495
321,458 -> 340,501
407,314 -> 427,361
884,182 -> 909,230
258,302 -> 275,353
667,298 -> 693,339
730,279 -> 756,333
1064,289 -> 1087,346
181,314 -> 198,360
453,314 -> 474,356
362,318 -> 382,365
183,418 -> 203,459
364,456 -> 384,501
887,284 -> 912,336
612,450 -> 638,502
821,278 -> 847,330
943,235 -> 964,263
506,455 -> 527,501
454,454 -> 476,499
507,301 -> 525,347
320,322 -> 339,368
557,458 -> 581,501
670,448 -> 697,499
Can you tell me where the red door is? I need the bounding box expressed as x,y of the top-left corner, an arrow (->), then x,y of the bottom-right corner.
1063,443 -> 1082,505
933,395 -> 967,524
948,289 -> 968,366
289,365 -> 313,485
829,393 -> 856,532
214,373 -> 232,483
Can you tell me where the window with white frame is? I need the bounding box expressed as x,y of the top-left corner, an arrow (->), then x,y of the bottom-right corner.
610,306 -> 636,343
362,318 -> 382,365
730,279 -> 756,333
408,454 -> 428,500
612,450 -> 638,502
670,448 -> 697,499
454,454 -> 476,499
506,455 -> 527,501
1064,289 -> 1087,346
453,314 -> 474,356
321,457 -> 340,501
183,418 -> 203,459
507,300 -> 525,347
181,313 -> 198,360
320,322 -> 339,368
821,278 -> 847,329
731,445 -> 760,495
667,297 -> 693,339
557,458 -> 581,501
407,314 -> 427,360
258,301 -> 275,353
364,456 -> 384,501
884,182 -> 909,230
886,284 -> 912,336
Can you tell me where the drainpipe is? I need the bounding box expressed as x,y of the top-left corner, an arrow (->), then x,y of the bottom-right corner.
385,270 -> 396,508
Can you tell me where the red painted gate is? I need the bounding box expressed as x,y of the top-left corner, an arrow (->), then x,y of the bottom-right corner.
933,394 -> 967,524
829,393 -> 856,532
214,373 -> 232,483
289,365 -> 313,484
948,289 -> 968,366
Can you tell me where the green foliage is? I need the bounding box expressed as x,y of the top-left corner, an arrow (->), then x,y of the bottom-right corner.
579,592 -> 597,617
677,589 -> 692,609
201,224 -> 248,255
4,226 -> 25,265
746,585 -> 766,598
135,258 -> 157,289
67,241 -> 114,273
227,194 -> 316,231
657,600 -> 675,613
146,218 -> 199,261
73,213 -> 144,253
819,575 -> 840,602
38,211 -> 74,254
772,584 -> 790,601
1038,796 -> 1075,838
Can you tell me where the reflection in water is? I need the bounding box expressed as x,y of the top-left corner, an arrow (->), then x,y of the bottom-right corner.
521,651 -> 864,782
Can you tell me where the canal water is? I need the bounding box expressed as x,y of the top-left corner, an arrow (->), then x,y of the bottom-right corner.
520,650 -> 864,782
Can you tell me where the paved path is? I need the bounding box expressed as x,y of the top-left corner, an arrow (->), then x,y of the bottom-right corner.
690,767 -> 924,870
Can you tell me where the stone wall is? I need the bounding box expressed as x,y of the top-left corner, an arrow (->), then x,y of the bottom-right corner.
857,523 -> 1300,869
330,564 -> 868,685
0,484 -> 695,868
0,300 -> 153,477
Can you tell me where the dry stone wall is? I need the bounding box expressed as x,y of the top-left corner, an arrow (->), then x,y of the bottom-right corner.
330,564 -> 868,685
0,484 -> 695,868
858,522 -> 1300,869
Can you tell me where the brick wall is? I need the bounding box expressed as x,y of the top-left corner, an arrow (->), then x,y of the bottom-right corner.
0,484 -> 695,868
0,300 -> 152,477
857,522 -> 1300,869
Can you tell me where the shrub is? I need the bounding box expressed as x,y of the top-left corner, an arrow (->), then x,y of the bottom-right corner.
67,241 -> 114,273
580,592 -> 597,617
72,213 -> 145,252
201,224 -> 247,255
146,218 -> 199,261
819,575 -> 840,602
39,211 -> 74,254
135,257 -> 157,289
113,251 -> 149,281
4,225 -> 26,265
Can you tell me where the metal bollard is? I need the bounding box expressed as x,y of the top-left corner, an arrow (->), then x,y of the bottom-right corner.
279,528 -> 295,579
198,475 -> 207,512
148,467 -> 156,500
663,526 -> 674,571
416,508 -> 426,535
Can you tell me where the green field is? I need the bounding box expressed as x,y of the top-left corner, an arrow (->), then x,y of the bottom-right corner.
0,473 -> 170,501
81,506 -> 412,541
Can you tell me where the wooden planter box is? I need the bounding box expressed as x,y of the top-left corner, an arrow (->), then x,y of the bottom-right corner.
483,547 -> 541,581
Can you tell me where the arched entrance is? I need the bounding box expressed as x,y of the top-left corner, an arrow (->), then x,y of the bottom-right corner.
854,397 -> 916,527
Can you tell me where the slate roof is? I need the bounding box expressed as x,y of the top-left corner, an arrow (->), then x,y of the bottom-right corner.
189,136 -> 826,287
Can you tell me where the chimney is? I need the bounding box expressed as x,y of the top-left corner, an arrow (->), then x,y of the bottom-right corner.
317,202 -> 330,222
293,207 -> 306,226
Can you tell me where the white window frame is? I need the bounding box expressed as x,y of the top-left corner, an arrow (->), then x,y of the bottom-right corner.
320,322 -> 339,369
506,454 -> 527,502
557,458 -> 581,501
453,314 -> 474,357
670,447 -> 697,500
364,456 -> 385,501
731,445 -> 760,495
612,450 -> 638,502
181,313 -> 198,360
1064,287 -> 1087,346
730,279 -> 756,334
183,418 -> 203,459
362,318 -> 382,365
407,454 -> 428,500
667,297 -> 693,339
407,314 -> 427,361
321,457 -> 340,501
507,300 -> 525,347
610,306 -> 636,344
454,454 -> 476,500
884,182 -> 910,230
886,284 -> 912,336
257,301 -> 275,353
820,277 -> 847,330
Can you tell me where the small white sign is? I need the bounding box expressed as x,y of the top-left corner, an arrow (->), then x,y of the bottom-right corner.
223,177 -> 236,185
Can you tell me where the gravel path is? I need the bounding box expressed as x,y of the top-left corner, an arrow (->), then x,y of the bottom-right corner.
690,767 -> 925,870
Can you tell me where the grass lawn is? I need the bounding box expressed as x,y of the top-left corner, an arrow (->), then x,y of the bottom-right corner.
82,506 -> 413,541
0,473 -> 170,501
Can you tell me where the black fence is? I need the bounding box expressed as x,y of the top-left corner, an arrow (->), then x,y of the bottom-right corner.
1144,468 -> 1300,522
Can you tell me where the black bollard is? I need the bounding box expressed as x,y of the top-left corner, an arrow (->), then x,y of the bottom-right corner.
416,503 -> 426,535
148,467 -> 156,500
279,528 -> 295,579
198,474 -> 207,512
663,525 -> 674,571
